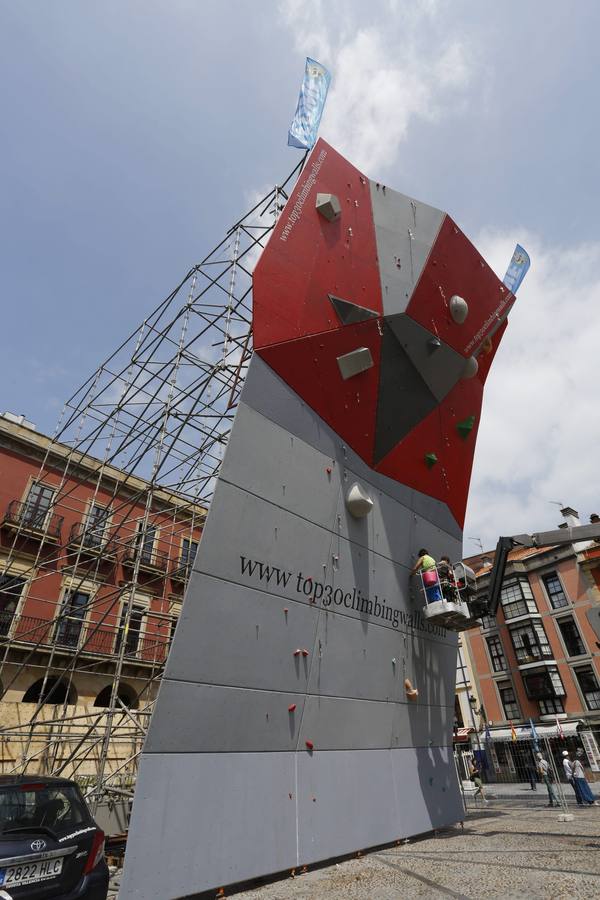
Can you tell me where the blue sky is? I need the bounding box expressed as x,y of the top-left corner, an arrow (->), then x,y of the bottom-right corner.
1,0 -> 599,548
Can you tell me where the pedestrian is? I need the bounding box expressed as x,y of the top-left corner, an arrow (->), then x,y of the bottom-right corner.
469,759 -> 488,805
562,750 -> 583,805
571,751 -> 598,806
411,548 -> 442,603
536,752 -> 558,807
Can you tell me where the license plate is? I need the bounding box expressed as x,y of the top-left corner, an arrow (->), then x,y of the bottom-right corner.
0,855 -> 63,886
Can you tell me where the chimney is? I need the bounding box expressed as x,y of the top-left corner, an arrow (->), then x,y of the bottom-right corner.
560,506 -> 580,528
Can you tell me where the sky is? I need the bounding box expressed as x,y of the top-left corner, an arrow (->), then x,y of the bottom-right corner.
1,0 -> 599,551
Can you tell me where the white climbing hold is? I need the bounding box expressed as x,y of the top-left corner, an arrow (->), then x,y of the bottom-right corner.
462,355 -> 478,379
346,483 -> 374,518
449,295 -> 469,324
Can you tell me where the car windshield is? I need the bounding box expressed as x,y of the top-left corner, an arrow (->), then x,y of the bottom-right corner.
0,783 -> 89,836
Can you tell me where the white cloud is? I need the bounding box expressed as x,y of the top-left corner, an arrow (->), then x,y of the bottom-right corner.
465,230 -> 600,551
279,0 -> 473,174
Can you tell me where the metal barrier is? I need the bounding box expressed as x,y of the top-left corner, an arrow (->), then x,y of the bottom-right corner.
454,735 -> 598,815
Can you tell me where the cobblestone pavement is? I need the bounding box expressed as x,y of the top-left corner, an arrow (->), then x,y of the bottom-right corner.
107,805 -> 600,899
232,806 -> 600,900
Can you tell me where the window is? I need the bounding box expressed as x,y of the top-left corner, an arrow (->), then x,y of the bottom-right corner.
94,684 -> 138,709
136,524 -> 157,565
168,600 -> 182,647
180,538 -> 198,568
115,602 -> 146,656
22,677 -> 76,705
509,621 -> 553,664
497,680 -> 519,720
521,666 -> 565,700
0,574 -> 26,637
500,576 -> 537,620
573,665 -> 600,711
542,571 -> 568,609
539,696 -> 564,715
55,591 -> 89,648
486,635 -> 507,672
22,482 -> 55,529
84,503 -> 109,548
556,616 -> 586,657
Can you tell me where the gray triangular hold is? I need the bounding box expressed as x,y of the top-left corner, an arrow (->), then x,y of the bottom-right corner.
329,294 -> 379,325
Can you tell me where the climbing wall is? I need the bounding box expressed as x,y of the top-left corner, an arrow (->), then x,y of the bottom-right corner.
121,140 -> 513,899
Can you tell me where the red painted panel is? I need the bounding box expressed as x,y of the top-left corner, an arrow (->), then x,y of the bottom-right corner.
253,139 -> 382,350
257,319 -> 381,463
375,375 -> 485,527
406,215 -> 514,358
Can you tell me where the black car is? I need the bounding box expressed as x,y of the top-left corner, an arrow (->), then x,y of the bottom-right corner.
0,775 -> 109,899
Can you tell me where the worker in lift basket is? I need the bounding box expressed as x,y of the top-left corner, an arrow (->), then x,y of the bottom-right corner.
411,548 -> 442,603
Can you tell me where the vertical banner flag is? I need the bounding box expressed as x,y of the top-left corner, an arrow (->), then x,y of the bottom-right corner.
556,716 -> 565,740
529,718 -> 539,752
503,244 -> 531,294
288,57 -> 331,150
510,721 -> 517,742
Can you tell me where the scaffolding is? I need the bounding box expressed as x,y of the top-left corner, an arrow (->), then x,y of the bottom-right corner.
0,155 -> 305,812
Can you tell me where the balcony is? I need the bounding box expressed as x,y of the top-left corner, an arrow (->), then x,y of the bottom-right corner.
67,521 -> 118,559
1,612 -> 169,665
122,543 -> 168,575
2,500 -> 63,542
171,557 -> 193,584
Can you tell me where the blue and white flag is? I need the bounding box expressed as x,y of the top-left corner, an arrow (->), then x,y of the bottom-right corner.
529,718 -> 539,752
287,57 -> 331,150
503,244 -> 530,294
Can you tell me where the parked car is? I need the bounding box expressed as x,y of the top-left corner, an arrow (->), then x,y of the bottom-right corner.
0,775 -> 108,899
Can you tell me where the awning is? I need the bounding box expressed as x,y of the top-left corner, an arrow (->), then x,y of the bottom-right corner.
453,727 -> 474,742
485,721 -> 581,742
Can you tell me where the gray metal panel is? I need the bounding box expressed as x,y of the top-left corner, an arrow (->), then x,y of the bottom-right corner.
390,745 -> 464,832
369,182 -> 444,317
374,322 -> 438,463
307,605 -> 456,708
386,313 -> 467,402
298,695 -> 451,750
240,355 -> 462,540
120,752 -> 297,899
189,480 -> 456,650
165,573 -> 319,691
145,681 -> 306,753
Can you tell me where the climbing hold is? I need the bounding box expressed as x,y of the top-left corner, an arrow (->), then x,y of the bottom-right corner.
336,346 -> 374,380
427,336 -> 441,352
404,678 -> 418,701
424,452 -> 438,469
462,356 -> 478,379
456,415 -> 476,439
288,703 -> 297,712
346,482 -> 374,518
284,608 -> 288,613
301,649 -> 309,657
481,336 -> 493,354
293,649 -> 302,656
305,740 -> 314,751
326,466 -> 332,475
315,192 -> 341,222
449,295 -> 469,324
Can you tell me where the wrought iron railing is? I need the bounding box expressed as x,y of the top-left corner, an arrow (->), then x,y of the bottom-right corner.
3,500 -> 63,540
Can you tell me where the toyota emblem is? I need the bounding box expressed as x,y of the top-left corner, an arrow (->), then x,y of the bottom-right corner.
31,838 -> 46,851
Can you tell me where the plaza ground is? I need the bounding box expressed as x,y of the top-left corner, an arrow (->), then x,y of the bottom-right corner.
233,805 -> 600,900
108,801 -> 600,898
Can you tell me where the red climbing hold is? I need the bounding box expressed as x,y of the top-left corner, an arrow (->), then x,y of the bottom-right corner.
305,740 -> 314,751
288,703 -> 297,712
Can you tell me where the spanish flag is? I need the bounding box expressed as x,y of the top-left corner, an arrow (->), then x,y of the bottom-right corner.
510,721 -> 517,742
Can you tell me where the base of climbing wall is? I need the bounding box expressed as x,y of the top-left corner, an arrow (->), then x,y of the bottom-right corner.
121,746 -> 463,899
